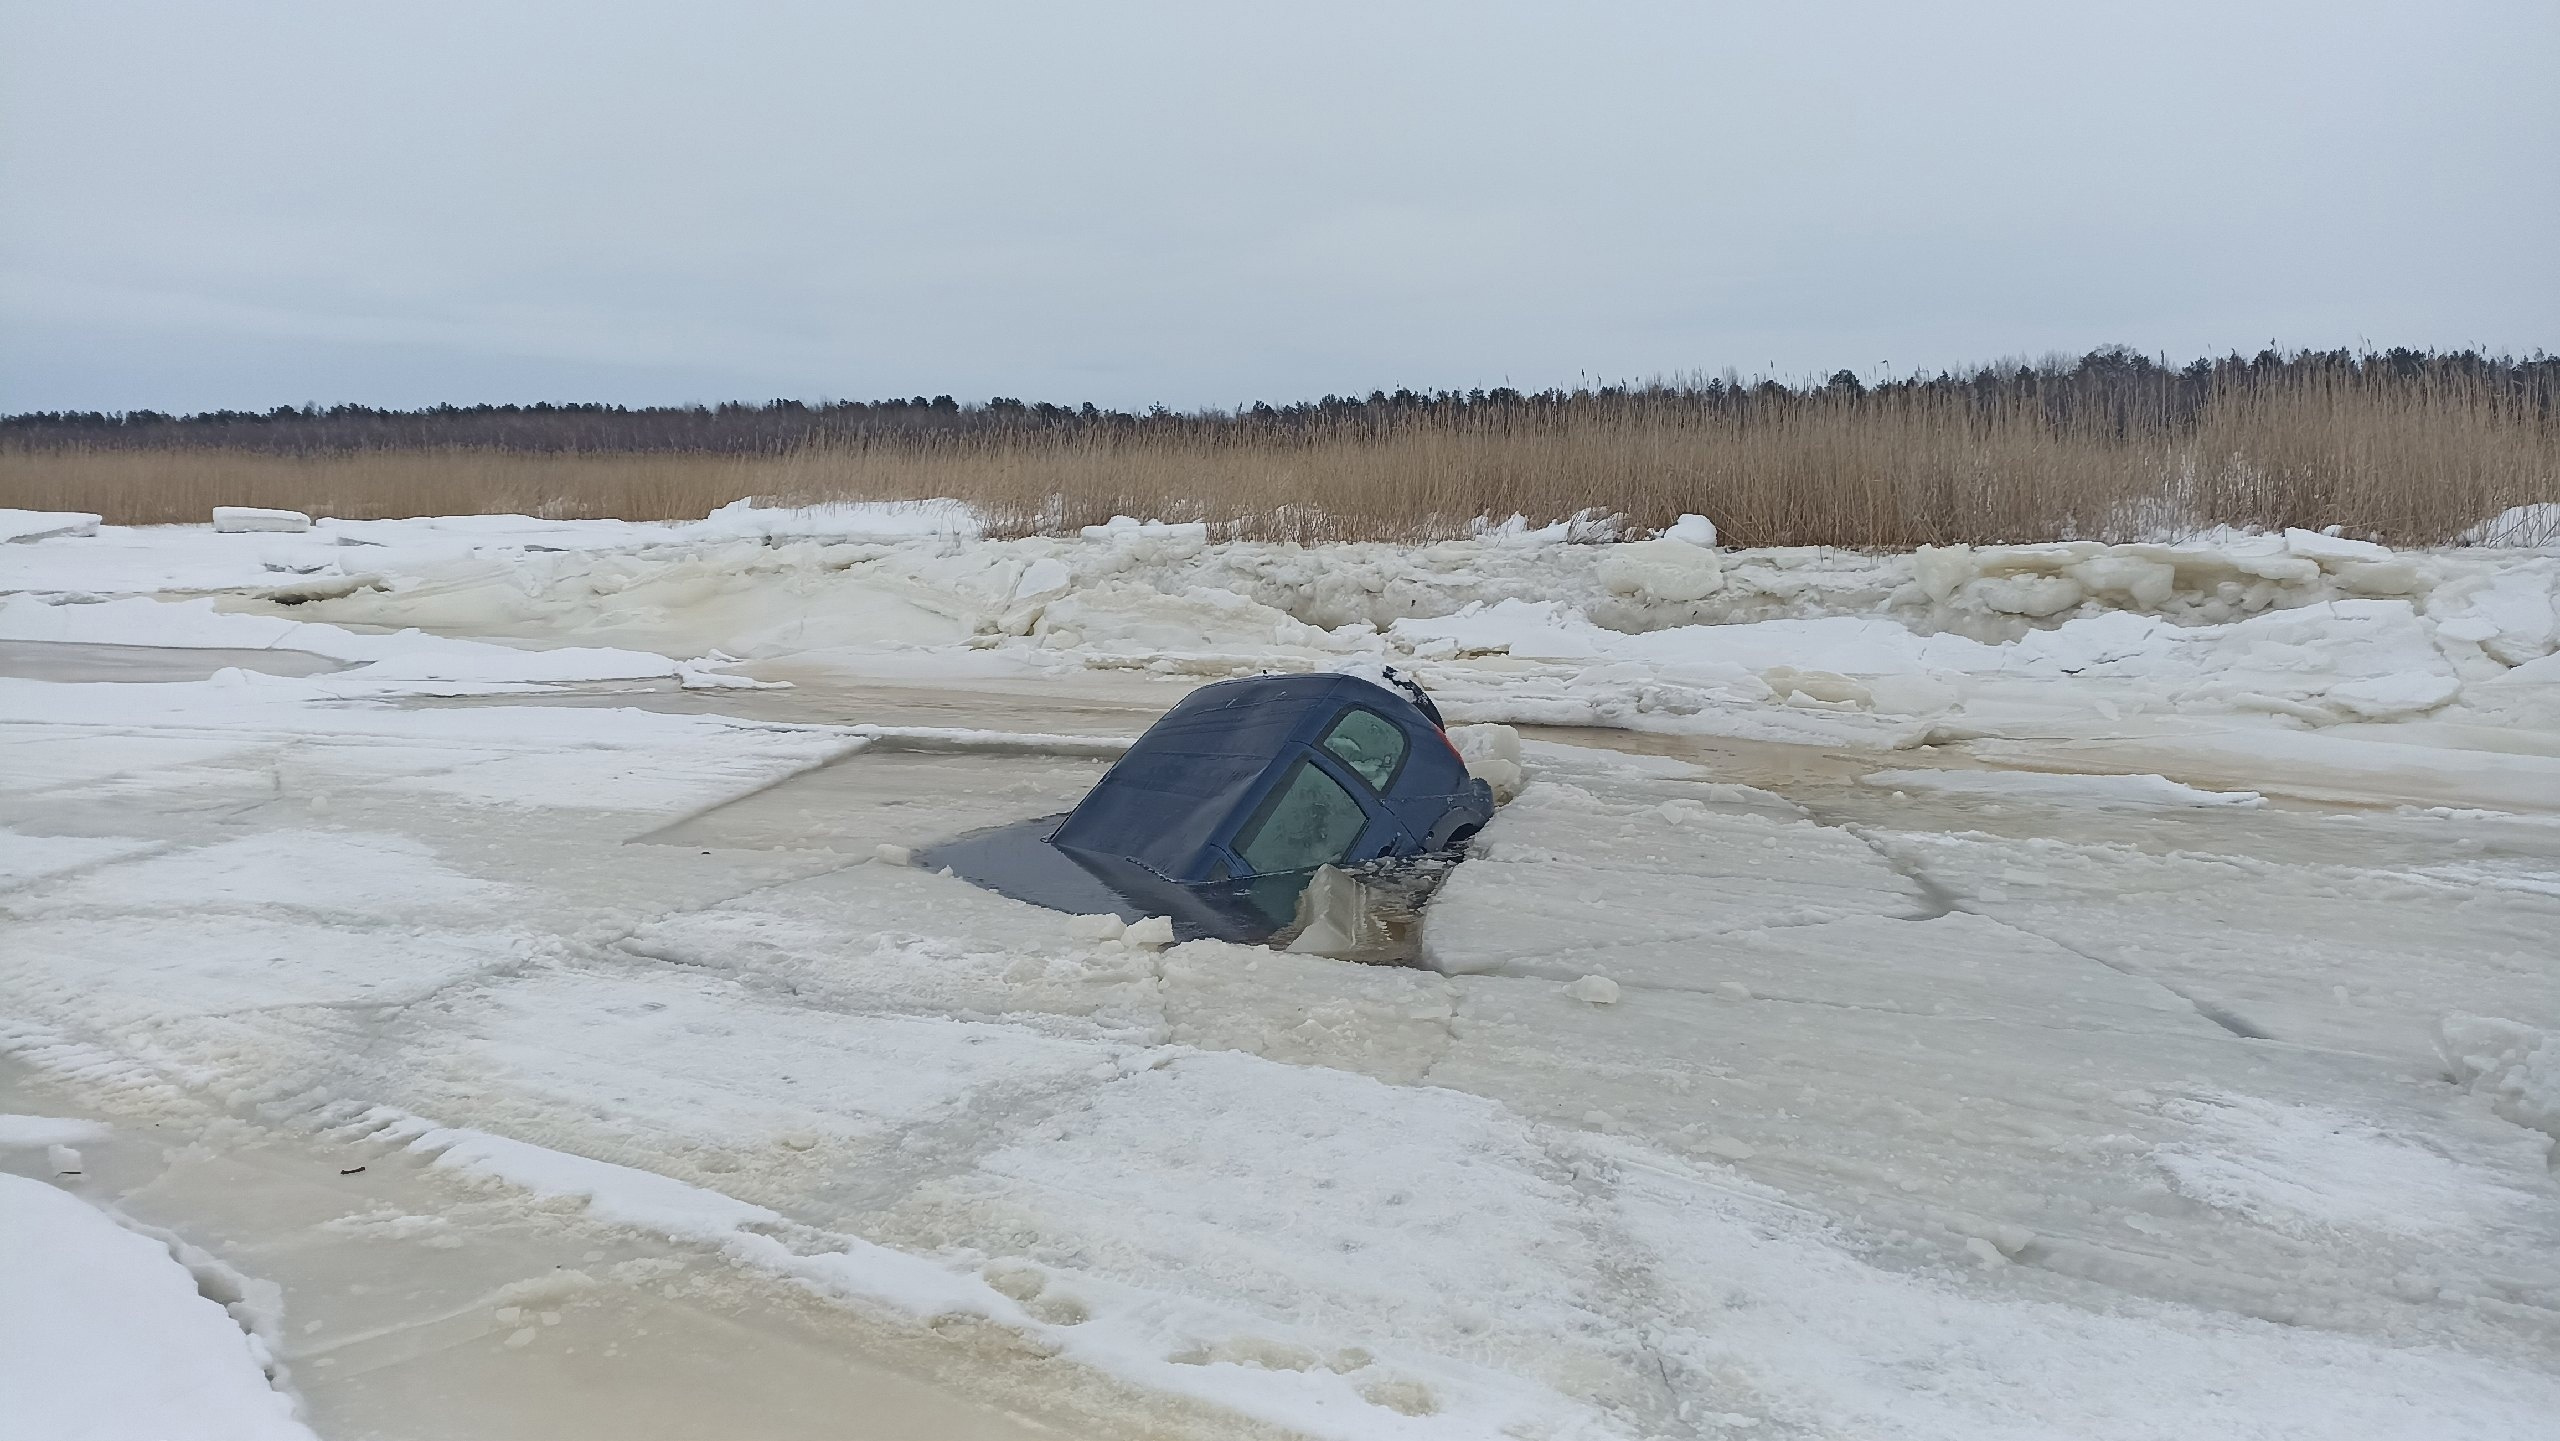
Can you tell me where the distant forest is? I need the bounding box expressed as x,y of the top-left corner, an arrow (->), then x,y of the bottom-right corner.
8,347 -> 2556,455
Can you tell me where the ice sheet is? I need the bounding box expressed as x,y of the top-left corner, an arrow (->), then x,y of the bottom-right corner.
7,513 -> 2559,1439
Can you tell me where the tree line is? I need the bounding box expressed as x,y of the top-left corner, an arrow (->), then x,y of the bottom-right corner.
6,346 -> 2553,455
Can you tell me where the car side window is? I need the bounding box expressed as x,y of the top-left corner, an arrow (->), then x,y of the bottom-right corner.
1319,708 -> 1406,791
1234,758 -> 1370,873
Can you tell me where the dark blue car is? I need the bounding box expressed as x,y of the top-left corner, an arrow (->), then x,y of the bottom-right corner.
923,672 -> 1494,942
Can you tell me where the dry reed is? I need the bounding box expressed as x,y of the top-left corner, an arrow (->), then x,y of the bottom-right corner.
7,372 -> 2554,547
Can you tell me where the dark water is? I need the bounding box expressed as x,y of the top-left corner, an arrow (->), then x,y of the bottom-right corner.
920,818 -> 1466,959
916,815 -> 1148,921
917,816 -> 1297,943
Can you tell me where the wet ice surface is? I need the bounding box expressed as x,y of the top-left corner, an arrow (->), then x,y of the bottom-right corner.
0,1064 -> 1087,1441
9,679 -> 2556,1438
642,743 -> 1114,856
0,638 -> 347,682
5,516 -> 2560,1439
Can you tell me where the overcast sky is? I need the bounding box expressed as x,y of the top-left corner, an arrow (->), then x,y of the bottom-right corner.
3,1 -> 2553,414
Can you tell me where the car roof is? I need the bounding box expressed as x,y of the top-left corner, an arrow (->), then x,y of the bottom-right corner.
1050,673 -> 1424,875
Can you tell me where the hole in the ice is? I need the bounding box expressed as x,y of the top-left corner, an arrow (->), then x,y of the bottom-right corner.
922,815 -> 1469,966
631,723 -> 1489,964
1262,856 -> 1468,967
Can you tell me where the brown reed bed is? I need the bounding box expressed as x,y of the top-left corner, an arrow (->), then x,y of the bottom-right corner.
7,365 -> 2554,548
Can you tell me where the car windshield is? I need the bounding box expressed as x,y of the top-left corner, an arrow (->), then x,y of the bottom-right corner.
1234,757 -> 1369,873
1319,707 -> 1406,790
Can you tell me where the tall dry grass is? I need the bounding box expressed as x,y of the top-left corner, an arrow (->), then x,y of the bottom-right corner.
0,449 -> 775,529
7,370 -> 2554,547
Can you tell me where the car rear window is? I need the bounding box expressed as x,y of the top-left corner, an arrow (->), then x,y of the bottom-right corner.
1234,758 -> 1369,873
1319,707 -> 1406,791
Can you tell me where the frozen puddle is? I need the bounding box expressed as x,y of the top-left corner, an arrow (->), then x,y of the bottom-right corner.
0,638 -> 347,682
0,1067 -> 1082,1441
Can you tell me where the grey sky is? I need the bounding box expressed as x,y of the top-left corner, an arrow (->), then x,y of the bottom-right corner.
4,1 -> 2554,414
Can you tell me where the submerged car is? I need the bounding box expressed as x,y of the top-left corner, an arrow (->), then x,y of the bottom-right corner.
921,671 -> 1495,942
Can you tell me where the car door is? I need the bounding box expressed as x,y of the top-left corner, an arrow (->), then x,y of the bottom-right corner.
1224,751 -> 1384,868
1310,704 -> 1445,853
1216,745 -> 1405,921
1216,704 -> 1411,860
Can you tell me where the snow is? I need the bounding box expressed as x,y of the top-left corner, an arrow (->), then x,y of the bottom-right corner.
211,506 -> 312,533
1447,721 -> 1525,801
2432,568 -> 2558,665
0,1172 -> 318,1441
2284,526 -> 2391,563
0,829 -> 159,889
1,507 -> 100,543
414,1125 -> 1018,1322
2462,503 -> 2560,548
0,595 -> 684,689
19,506 -> 2556,748
1561,974 -> 1621,1004
1471,513 -> 1575,547
0,1114 -> 111,1148
31,831 -> 505,920
1395,596 -> 2463,714
1609,1152 -> 2560,1441
2151,1092 -> 2540,1237
1079,515 -> 1210,550
0,499 -> 977,597
1663,512 -> 1719,546
1012,555 -> 1073,601
1860,769 -> 2267,809
2440,1015 -> 2559,1140
1593,537 -> 1724,603
0,672 -> 851,813
6,509 -> 2560,1439
694,496 -> 979,542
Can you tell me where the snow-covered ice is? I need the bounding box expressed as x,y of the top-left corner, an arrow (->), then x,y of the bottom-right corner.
4,503 -> 2557,1439
211,506 -> 313,534
1860,768 -> 2267,809
1,507 -> 101,543
0,1112 -> 111,1149
2441,1015 -> 2560,1140
0,1168 -> 317,1440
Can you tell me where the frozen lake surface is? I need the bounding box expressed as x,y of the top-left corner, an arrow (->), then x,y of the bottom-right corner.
3,506 -> 2556,1439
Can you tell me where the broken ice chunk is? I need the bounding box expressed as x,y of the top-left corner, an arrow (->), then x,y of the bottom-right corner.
1563,975 -> 1621,1005
1064,913 -> 1127,943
